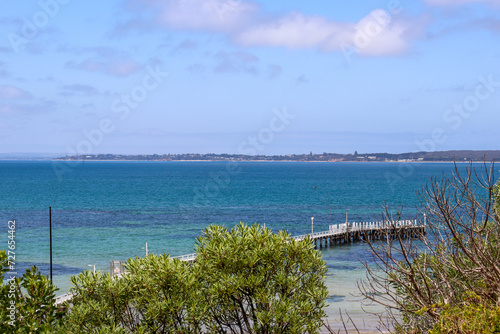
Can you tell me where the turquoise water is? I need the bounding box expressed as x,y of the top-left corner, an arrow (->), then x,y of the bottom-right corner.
0,160 -> 475,330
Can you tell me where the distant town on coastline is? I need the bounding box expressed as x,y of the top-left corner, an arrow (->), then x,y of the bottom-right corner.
53,150 -> 500,162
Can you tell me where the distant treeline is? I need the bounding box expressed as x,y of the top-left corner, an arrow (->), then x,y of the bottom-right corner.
54,150 -> 500,162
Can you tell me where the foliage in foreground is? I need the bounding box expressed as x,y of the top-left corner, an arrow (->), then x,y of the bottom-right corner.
430,301 -> 500,334
0,250 -> 62,333
360,163 -> 500,333
63,223 -> 328,333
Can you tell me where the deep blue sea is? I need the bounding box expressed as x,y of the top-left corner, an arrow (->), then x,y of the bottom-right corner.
0,160 -> 483,329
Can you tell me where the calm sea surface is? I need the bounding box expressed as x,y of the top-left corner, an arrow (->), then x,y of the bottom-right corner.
0,160 -> 480,330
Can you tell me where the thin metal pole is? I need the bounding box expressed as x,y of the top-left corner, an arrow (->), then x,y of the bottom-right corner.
142,242 -> 149,256
49,206 -> 53,284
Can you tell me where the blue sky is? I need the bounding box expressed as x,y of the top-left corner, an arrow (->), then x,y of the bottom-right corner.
1,0 -> 499,155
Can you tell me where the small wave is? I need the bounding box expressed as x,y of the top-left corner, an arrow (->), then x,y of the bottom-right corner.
326,294 -> 345,303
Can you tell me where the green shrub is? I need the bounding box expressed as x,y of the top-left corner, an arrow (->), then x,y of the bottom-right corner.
62,223 -> 329,334
431,303 -> 500,334
0,250 -> 63,333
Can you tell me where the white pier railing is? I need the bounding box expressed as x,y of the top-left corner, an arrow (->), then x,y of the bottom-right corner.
171,253 -> 197,262
55,292 -> 74,305
293,219 -> 420,241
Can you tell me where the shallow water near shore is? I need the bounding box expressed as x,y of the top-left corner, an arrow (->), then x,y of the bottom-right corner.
0,160 -> 476,330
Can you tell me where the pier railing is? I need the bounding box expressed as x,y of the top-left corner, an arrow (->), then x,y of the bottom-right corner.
293,219 -> 420,242
171,253 -> 197,262
55,293 -> 75,305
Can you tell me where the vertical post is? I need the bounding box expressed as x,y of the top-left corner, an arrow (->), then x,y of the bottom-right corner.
49,206 -> 53,284
311,217 -> 314,234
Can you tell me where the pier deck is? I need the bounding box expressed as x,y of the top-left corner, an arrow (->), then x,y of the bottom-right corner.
293,219 -> 425,249
54,219 -> 425,305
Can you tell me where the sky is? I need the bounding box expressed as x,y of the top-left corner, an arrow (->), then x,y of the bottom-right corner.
0,0 -> 500,156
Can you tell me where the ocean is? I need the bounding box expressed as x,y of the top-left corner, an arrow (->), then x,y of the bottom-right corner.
0,160 -> 477,330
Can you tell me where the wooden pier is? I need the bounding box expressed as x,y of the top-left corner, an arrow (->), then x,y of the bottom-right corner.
168,219 -> 425,264
54,219 -> 425,305
293,219 -> 425,249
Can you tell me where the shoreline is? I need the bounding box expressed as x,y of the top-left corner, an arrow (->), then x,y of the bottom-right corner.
42,159 -> 497,163
5,149 -> 499,163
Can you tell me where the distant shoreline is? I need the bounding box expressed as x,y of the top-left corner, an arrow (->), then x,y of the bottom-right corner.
2,149 -> 499,163
49,150 -> 500,163
0,159 -> 493,163
47,159 -> 494,164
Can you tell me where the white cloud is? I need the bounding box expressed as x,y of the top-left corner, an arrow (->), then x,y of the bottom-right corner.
60,46 -> 142,77
66,59 -> 141,77
235,10 -> 426,57
349,10 -> 428,57
235,12 -> 352,49
0,102 -> 52,114
149,0 -> 259,31
128,0 -> 427,57
0,85 -> 31,99
425,0 -> 500,6
60,84 -> 100,97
